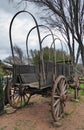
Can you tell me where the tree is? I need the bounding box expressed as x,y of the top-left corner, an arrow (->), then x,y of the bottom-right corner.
4,45 -> 25,65
30,49 -> 40,64
13,45 -> 23,64
29,47 -> 69,65
11,0 -> 84,66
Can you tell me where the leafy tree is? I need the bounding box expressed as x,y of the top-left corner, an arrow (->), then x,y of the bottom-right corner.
30,47 -> 69,65
30,49 -> 40,64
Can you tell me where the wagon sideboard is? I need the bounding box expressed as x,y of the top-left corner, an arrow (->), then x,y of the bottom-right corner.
12,61 -> 73,88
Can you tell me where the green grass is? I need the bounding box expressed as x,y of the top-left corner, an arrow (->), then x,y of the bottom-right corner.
79,90 -> 84,96
68,83 -> 84,96
79,84 -> 84,96
68,88 -> 74,94
80,84 -> 84,88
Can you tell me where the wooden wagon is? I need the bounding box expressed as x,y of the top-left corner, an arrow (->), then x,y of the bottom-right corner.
7,10 -> 81,122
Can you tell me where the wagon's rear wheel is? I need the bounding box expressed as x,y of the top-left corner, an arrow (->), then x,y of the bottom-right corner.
51,75 -> 68,122
7,79 -> 31,109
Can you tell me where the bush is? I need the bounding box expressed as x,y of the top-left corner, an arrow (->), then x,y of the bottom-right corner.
0,68 -> 3,76
0,69 -> 4,114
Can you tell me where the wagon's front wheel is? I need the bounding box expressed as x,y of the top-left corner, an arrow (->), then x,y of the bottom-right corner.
51,75 -> 68,122
7,79 -> 31,109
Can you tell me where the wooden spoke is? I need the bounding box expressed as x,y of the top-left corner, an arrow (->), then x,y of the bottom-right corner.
54,95 -> 60,98
53,99 -> 60,107
7,79 -> 31,109
51,75 -> 68,122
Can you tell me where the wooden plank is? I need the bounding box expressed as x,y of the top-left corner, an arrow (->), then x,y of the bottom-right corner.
20,73 -> 38,83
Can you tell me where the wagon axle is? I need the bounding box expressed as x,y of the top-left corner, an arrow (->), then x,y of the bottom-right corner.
25,85 -> 51,96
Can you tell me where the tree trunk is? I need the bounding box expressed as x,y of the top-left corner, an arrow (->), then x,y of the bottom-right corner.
80,44 -> 84,66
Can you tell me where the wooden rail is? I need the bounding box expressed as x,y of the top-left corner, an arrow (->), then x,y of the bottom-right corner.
79,77 -> 84,84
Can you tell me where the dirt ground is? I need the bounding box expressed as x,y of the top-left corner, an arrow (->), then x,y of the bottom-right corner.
0,94 -> 84,130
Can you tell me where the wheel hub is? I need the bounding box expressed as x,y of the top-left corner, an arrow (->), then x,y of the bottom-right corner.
60,94 -> 67,102
19,88 -> 26,96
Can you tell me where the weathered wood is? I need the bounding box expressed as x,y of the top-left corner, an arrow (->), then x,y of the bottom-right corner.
51,75 -> 68,122
12,65 -> 39,85
20,73 -> 38,83
12,63 -> 73,86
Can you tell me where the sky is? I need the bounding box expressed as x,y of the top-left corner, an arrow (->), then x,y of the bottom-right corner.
0,1 -> 13,60
0,0 -> 70,61
0,0 -> 42,60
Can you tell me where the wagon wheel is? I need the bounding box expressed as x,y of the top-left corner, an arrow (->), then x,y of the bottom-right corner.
7,79 -> 31,109
51,75 -> 68,122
